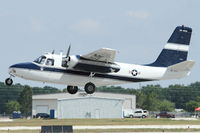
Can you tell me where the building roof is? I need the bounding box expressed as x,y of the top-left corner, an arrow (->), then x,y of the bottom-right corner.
33,92 -> 135,101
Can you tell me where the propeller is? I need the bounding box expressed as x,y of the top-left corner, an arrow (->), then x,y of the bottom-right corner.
65,45 -> 71,67
66,45 -> 71,58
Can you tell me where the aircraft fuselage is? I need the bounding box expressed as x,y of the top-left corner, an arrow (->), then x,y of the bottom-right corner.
9,60 -> 166,87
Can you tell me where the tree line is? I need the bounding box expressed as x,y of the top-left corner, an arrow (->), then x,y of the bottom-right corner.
97,82 -> 200,112
1,81 -> 200,116
0,82 -> 61,116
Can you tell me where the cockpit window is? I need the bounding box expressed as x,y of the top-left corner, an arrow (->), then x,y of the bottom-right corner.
34,56 -> 46,64
46,58 -> 54,66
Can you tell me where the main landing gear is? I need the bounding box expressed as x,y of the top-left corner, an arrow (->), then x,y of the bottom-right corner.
84,72 -> 96,94
67,72 -> 96,94
67,86 -> 78,94
67,82 -> 96,95
5,78 -> 13,86
84,82 -> 95,94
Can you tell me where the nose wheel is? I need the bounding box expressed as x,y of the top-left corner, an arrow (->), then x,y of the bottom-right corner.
5,78 -> 13,86
67,86 -> 78,94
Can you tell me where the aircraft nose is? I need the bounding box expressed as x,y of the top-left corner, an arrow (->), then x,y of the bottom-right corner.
9,62 -> 32,69
9,64 -> 17,75
9,64 -> 20,69
9,63 -> 23,75
9,62 -> 33,75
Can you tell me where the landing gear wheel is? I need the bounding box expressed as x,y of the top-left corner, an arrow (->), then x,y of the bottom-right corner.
5,78 -> 13,86
67,86 -> 78,94
84,82 -> 95,94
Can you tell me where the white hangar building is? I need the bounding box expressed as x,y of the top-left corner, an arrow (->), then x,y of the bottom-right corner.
32,92 -> 136,119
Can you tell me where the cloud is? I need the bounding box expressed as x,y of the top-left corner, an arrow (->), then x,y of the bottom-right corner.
70,19 -> 100,34
127,11 -> 150,19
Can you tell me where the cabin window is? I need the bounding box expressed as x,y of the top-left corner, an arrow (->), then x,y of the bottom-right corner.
34,56 -> 46,64
46,58 -> 54,66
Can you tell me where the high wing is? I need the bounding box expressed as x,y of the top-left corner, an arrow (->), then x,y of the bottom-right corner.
69,48 -> 120,73
81,48 -> 117,63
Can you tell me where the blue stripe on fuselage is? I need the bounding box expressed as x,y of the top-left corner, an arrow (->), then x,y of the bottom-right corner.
10,62 -> 152,82
10,62 -> 41,70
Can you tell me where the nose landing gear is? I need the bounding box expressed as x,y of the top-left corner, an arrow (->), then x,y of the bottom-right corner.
5,78 -> 13,86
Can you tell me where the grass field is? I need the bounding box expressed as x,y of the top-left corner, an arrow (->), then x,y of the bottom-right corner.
1,118 -> 200,127
1,118 -> 200,133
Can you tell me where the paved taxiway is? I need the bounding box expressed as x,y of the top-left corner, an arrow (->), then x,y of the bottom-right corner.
102,132 -> 200,133
1,125 -> 200,131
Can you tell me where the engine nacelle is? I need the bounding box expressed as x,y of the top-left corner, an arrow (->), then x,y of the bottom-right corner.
67,55 -> 79,69
73,58 -> 120,73
63,55 -> 121,73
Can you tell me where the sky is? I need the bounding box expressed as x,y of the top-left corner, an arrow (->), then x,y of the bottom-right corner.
0,0 -> 199,89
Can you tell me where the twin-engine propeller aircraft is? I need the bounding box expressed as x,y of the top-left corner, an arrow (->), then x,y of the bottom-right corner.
5,25 -> 195,94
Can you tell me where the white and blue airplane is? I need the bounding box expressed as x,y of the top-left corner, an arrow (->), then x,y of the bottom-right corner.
5,25 -> 195,94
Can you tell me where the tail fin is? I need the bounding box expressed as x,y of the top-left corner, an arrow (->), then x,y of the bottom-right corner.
162,60 -> 195,80
149,25 -> 192,67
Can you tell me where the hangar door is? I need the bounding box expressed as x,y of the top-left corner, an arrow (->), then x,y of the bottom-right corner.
36,105 -> 49,114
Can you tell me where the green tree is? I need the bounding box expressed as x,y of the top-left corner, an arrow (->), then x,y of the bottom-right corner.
185,100 -> 200,112
136,92 -> 146,108
194,96 -> 200,102
18,85 -> 32,117
0,82 -> 61,114
5,101 -> 20,114
158,100 -> 175,112
63,88 -> 68,93
143,92 -> 160,111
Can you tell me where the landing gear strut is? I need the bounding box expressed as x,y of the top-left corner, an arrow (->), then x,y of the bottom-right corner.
5,78 -> 13,86
67,86 -> 78,94
84,82 -> 95,94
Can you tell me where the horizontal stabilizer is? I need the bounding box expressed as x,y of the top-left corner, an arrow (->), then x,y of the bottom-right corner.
162,60 -> 195,80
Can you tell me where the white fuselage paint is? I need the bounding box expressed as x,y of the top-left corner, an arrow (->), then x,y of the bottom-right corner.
9,61 -> 167,87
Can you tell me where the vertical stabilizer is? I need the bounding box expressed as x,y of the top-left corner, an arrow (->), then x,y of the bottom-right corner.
149,25 -> 192,67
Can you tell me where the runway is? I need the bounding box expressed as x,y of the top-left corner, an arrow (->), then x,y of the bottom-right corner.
74,125 -> 200,130
1,125 -> 200,130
